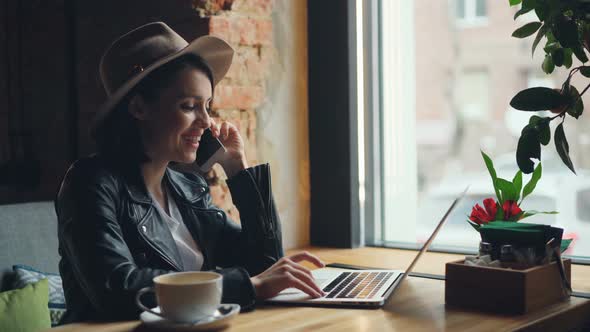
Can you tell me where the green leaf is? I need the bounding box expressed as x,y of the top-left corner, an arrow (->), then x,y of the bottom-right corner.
574,98 -> 585,118
529,115 -> 551,145
513,22 -> 543,38
566,85 -> 584,119
532,24 -> 546,56
552,48 -> 565,66
555,122 -> 577,174
481,151 -> 503,202
495,202 -> 505,220
466,219 -> 481,232
521,0 -> 536,9
528,115 -> 544,125
522,162 -> 542,202
509,0 -> 522,6
496,178 -> 518,202
573,45 -> 589,63
546,30 -> 556,43
510,87 -> 567,111
542,54 -> 555,73
563,48 -> 573,68
520,210 -> 559,219
580,66 -> 590,77
517,127 -> 541,174
513,170 -> 523,202
543,42 -> 560,53
535,3 -> 547,21
563,78 -> 571,97
554,17 -> 579,48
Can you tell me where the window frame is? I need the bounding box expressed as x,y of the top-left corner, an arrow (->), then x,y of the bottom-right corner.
308,0 -> 362,248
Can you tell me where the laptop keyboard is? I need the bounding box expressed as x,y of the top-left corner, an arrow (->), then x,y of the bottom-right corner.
322,271 -> 395,299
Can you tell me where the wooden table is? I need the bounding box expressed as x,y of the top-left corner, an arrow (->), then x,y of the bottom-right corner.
45,247 -> 590,332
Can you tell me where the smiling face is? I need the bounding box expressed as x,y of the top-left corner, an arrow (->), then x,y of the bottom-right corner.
132,67 -> 213,164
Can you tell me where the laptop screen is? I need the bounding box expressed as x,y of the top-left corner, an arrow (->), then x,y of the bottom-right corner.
396,186 -> 469,284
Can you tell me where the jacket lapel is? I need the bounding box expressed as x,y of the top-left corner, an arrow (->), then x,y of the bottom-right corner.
136,207 -> 184,271
121,166 -> 184,271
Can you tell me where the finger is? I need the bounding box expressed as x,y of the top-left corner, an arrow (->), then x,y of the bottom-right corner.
229,121 -> 240,133
226,122 -> 240,139
284,273 -> 322,298
288,251 -> 325,268
221,121 -> 230,140
283,266 -> 324,295
282,258 -> 313,279
210,118 -> 220,137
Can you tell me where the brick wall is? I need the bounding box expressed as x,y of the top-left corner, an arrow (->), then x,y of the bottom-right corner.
192,0 -> 276,221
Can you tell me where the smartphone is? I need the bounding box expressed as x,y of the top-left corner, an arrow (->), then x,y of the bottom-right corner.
195,128 -> 226,172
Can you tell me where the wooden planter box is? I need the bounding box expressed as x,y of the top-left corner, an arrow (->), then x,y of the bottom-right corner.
445,259 -> 571,314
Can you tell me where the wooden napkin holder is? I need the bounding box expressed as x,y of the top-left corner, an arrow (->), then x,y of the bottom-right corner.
445,259 -> 571,314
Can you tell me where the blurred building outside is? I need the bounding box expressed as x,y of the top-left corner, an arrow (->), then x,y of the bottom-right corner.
403,0 -> 590,256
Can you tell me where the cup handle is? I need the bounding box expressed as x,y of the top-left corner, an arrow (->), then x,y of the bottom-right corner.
136,287 -> 166,319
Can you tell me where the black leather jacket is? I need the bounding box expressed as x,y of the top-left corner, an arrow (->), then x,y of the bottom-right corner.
55,154 -> 283,323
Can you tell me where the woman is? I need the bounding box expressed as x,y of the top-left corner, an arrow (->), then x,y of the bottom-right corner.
55,22 -> 324,323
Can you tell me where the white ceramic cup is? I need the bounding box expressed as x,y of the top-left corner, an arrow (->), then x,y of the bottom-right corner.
136,271 -> 223,323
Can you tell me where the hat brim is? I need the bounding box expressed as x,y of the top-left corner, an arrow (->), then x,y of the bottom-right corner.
91,35 -> 234,137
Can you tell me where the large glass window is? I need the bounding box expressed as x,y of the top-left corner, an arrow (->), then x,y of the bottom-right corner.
367,0 -> 590,260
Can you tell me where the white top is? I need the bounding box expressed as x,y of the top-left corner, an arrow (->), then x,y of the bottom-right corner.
150,186 -> 204,271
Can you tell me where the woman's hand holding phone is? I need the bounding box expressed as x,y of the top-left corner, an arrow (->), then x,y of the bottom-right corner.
207,119 -> 248,177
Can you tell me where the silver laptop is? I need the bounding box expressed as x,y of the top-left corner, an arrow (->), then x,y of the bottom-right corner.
267,187 -> 468,307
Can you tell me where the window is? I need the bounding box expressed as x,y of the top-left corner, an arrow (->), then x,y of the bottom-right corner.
455,0 -> 488,27
363,0 -> 590,261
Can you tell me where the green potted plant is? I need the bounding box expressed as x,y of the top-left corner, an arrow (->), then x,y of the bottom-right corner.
467,151 -> 557,228
467,151 -> 573,252
508,0 -> 590,174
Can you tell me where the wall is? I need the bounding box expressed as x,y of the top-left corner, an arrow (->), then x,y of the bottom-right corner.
199,0 -> 310,249
259,0 -> 310,249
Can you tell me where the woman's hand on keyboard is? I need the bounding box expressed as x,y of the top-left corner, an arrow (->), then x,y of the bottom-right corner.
250,251 -> 326,300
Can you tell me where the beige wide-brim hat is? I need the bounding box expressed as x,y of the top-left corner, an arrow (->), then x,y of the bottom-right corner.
92,21 -> 234,136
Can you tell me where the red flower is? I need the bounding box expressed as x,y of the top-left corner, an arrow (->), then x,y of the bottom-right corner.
469,198 -> 497,224
502,200 -> 523,221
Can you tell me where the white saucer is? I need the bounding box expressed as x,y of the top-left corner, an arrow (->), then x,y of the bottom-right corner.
139,303 -> 240,331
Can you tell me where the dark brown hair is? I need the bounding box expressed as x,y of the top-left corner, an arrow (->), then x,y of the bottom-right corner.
94,54 -> 215,164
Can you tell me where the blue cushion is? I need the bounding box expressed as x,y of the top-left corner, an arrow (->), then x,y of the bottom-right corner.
12,265 -> 66,326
